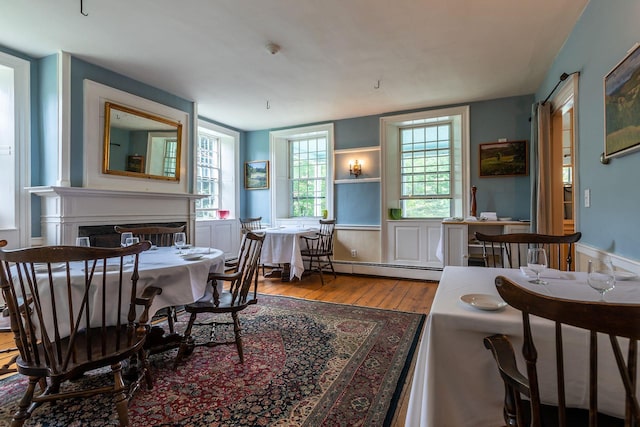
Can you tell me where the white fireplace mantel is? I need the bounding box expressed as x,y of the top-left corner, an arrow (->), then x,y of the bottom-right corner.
28,186 -> 204,245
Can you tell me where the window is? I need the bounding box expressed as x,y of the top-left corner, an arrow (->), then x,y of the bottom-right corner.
289,136 -> 327,217
382,106 -> 469,219
270,124 -> 334,223
196,121 -> 239,220
400,122 -> 453,218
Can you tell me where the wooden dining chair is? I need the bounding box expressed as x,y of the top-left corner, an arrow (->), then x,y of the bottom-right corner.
114,224 -> 186,247
239,217 -> 262,234
300,219 -> 337,286
0,242 -> 161,427
115,224 -> 186,333
484,275 -> 636,427
0,239 -> 17,377
475,232 -> 582,271
173,231 -> 265,368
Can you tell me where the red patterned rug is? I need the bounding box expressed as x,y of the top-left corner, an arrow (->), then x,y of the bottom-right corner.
0,294 -> 425,426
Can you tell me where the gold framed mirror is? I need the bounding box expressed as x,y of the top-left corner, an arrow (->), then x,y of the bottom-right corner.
103,102 -> 182,181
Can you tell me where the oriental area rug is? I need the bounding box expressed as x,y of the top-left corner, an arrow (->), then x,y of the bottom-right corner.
0,294 -> 425,426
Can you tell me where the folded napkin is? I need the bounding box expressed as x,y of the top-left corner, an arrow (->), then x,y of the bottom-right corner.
520,266 -> 575,280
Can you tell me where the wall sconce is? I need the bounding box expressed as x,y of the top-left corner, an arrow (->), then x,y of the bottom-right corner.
349,160 -> 362,178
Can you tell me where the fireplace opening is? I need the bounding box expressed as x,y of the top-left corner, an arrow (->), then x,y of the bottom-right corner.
78,222 -> 187,247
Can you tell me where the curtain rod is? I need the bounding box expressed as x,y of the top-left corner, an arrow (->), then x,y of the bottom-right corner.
541,71 -> 579,105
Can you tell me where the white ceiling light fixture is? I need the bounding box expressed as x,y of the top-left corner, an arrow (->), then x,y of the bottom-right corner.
266,42 -> 281,55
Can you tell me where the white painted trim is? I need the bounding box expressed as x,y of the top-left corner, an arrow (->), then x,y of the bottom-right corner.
576,243 -> 640,275
197,118 -> 241,220
58,51 -> 71,187
334,178 -> 380,184
83,79 -> 190,193
333,261 -> 441,281
0,50 -> 31,248
334,146 -> 379,154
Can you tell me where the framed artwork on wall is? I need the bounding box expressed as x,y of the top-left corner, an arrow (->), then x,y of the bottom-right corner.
244,160 -> 269,189
479,140 -> 528,177
604,43 -> 640,159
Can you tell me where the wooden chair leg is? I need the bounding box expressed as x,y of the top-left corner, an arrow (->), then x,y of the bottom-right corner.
173,313 -> 197,369
111,362 -> 130,427
232,312 -> 244,363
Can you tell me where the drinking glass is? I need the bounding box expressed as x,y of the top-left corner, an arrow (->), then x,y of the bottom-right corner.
124,237 -> 140,264
174,232 -> 187,253
527,248 -> 548,285
588,258 -> 616,301
120,232 -> 133,248
76,237 -> 90,247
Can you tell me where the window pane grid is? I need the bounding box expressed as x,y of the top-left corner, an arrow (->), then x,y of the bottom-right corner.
289,137 -> 327,217
400,123 -> 452,199
196,133 -> 220,217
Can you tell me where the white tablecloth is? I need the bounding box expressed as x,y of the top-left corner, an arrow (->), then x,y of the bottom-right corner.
405,266 -> 640,427
260,226 -> 316,280
23,246 -> 225,339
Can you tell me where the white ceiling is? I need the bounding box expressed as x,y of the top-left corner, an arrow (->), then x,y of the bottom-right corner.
2,0 -> 588,131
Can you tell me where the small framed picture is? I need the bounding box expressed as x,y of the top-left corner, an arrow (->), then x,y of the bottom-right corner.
479,140 -> 528,177
245,160 -> 269,189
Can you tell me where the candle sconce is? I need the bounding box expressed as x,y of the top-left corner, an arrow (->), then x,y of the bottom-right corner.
349,160 -> 362,178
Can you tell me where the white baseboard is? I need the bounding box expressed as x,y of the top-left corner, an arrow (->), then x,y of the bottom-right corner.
334,261 -> 441,281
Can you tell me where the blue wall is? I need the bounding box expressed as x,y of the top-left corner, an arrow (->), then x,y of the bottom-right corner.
69,57 -> 195,187
244,94 -> 533,226
536,0 -> 640,260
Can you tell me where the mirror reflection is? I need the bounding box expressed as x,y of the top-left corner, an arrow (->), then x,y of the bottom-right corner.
103,102 -> 182,181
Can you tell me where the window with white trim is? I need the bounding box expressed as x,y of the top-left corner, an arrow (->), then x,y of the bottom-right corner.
196,121 -> 239,220
270,124 -> 334,223
382,106 -> 469,219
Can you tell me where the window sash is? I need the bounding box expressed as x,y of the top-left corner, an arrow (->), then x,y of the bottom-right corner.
400,123 -> 453,200
196,133 -> 220,216
289,137 -> 327,217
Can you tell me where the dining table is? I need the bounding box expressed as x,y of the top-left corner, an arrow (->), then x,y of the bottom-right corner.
405,265 -> 640,427
22,245 -> 225,341
259,226 -> 317,281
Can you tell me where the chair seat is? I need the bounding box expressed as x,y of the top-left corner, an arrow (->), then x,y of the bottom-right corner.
185,292 -> 256,314
16,325 -> 146,379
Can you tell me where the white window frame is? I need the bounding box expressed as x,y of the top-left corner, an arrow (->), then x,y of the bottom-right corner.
195,120 -> 239,220
381,106 -> 470,219
270,123 -> 334,225
0,51 -> 30,248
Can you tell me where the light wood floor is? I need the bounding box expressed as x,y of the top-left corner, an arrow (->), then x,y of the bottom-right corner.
0,271 -> 438,426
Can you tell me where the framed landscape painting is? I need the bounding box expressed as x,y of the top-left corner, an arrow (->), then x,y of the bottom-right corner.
604,43 -> 640,159
244,160 -> 269,189
479,140 -> 528,177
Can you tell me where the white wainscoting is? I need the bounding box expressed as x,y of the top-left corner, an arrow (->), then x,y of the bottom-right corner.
195,219 -> 240,260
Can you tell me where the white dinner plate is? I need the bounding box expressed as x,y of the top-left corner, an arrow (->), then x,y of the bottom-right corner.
460,294 -> 507,311
181,254 -> 203,261
613,271 -> 637,281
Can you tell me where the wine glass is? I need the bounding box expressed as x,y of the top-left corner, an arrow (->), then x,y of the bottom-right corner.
76,237 -> 90,247
588,258 -> 616,301
174,232 -> 187,254
120,232 -> 133,248
124,237 -> 139,264
527,248 -> 548,285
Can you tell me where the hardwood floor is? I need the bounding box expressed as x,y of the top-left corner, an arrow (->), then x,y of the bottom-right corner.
0,271 -> 438,425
